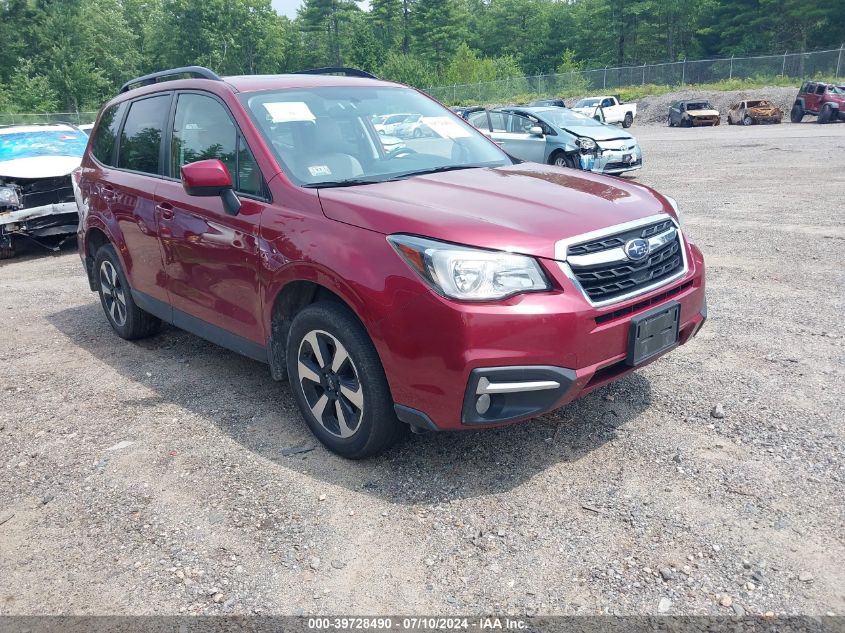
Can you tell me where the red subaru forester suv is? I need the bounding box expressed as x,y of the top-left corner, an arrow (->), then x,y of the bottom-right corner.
74,66 -> 706,458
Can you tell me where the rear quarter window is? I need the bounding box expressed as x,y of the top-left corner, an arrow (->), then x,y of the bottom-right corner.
91,103 -> 125,166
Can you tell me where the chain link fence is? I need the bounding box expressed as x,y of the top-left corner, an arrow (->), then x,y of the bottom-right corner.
428,46 -> 845,104
0,111 -> 98,127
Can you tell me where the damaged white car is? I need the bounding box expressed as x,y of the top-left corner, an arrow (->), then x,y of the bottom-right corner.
0,124 -> 88,259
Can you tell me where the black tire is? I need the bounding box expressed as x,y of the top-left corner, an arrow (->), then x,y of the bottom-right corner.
286,301 -> 402,459
790,104 -> 804,123
742,114 -> 753,126
0,245 -> 15,260
622,112 -> 633,128
818,105 -> 833,124
727,116 -> 734,125
667,115 -> 674,127
94,244 -> 161,340
549,151 -> 576,169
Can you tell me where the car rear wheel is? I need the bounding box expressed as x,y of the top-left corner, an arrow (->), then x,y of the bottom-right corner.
94,244 -> 161,340
667,116 -> 674,127
790,104 -> 804,123
286,302 -> 402,459
0,245 -> 15,260
622,112 -> 633,128
742,114 -> 753,126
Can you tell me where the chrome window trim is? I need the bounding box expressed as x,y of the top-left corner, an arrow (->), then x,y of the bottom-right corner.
555,213 -> 689,308
567,226 -> 677,267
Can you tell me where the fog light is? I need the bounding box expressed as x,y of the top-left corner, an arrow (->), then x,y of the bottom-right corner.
476,394 -> 491,415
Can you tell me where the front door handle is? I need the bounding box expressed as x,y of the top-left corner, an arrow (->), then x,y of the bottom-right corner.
156,203 -> 174,221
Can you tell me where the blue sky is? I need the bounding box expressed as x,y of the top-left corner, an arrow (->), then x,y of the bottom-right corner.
271,0 -> 302,18
271,0 -> 369,18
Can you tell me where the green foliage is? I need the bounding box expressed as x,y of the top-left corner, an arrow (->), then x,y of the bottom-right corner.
0,0 -> 842,114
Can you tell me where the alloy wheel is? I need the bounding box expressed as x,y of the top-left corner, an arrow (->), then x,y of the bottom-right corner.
99,260 -> 128,327
296,329 -> 364,438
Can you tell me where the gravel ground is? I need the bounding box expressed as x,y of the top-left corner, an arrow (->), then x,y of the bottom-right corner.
0,121 -> 843,617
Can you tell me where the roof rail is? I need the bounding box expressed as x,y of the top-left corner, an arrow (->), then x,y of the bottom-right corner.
292,67 -> 377,79
119,66 -> 222,94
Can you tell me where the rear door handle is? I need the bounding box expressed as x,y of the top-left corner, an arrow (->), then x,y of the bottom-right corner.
156,203 -> 174,221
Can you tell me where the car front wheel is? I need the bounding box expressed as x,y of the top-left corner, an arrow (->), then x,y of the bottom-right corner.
94,244 -> 161,340
743,114 -> 753,126
790,104 -> 804,123
286,302 -> 402,459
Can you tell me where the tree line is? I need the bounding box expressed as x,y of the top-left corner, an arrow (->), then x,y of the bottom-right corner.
1,0 -> 843,113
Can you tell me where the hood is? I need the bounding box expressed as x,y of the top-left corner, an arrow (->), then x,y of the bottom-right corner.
560,125 -> 633,142
687,109 -> 720,117
0,155 -> 82,179
317,163 -> 671,261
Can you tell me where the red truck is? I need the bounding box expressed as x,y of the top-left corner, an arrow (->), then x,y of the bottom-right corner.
74,66 -> 706,458
790,81 -> 845,123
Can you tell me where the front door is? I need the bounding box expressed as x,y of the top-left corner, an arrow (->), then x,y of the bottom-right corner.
155,91 -> 270,352
488,112 -> 546,163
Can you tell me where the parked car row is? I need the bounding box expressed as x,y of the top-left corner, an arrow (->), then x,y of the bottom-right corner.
464,106 -> 642,175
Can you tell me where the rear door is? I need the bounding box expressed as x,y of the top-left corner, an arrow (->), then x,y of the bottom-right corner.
154,91 -> 269,352
110,93 -> 173,307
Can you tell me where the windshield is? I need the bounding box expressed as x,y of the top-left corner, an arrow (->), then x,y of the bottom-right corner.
0,128 -> 88,162
574,98 -> 600,108
686,102 -> 712,110
535,109 -> 606,128
243,86 -> 509,187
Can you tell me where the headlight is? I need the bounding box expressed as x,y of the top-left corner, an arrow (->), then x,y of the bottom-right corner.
0,186 -> 21,208
575,137 -> 596,151
663,195 -> 683,227
388,235 -> 551,301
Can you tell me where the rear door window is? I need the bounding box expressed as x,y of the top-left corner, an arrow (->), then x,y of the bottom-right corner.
118,95 -> 171,174
91,103 -> 126,166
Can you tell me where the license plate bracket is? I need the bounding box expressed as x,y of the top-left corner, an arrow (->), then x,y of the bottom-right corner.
626,301 -> 680,366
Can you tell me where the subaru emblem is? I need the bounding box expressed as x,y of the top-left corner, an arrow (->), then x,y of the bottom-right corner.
624,238 -> 649,261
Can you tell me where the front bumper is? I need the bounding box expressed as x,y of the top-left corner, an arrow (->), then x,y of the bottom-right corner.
587,143 -> 643,175
379,238 -> 706,432
0,201 -> 79,246
691,117 -> 720,126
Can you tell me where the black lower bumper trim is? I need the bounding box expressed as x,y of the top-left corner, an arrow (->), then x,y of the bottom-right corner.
462,365 -> 577,425
394,404 -> 440,433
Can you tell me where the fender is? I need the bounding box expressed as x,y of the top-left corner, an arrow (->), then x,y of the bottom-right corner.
794,97 -> 806,109
81,214 -> 130,289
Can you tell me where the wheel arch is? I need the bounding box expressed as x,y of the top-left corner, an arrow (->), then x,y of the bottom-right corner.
265,270 -> 373,382
82,223 -> 120,291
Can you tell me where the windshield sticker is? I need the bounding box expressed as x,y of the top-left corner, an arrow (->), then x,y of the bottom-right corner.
263,101 -> 316,123
420,117 -> 472,138
307,165 -> 331,177
0,130 -> 88,163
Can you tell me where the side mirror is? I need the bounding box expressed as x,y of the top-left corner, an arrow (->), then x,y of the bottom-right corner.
528,125 -> 544,136
181,159 -> 241,216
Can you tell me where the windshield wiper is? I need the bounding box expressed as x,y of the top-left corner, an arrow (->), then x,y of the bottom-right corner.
395,164 -> 485,179
302,178 -> 387,188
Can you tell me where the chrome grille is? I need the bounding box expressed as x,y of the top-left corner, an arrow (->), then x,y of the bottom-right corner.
559,216 -> 687,306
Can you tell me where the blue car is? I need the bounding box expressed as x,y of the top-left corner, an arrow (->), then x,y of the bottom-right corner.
467,106 -> 642,175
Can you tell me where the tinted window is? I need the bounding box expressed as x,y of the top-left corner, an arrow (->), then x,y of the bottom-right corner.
118,95 -> 170,174
236,140 -> 263,197
171,93 -> 266,197
467,111 -> 489,130
92,103 -> 124,165
816,84 -> 826,94
171,93 -> 236,178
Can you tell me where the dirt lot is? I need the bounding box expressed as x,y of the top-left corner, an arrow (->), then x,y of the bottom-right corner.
1,121 -> 843,617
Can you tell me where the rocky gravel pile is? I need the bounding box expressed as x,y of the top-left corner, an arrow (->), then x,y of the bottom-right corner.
0,123 -> 843,617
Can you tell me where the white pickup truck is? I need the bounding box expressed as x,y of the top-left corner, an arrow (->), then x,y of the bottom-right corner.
572,96 -> 637,128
